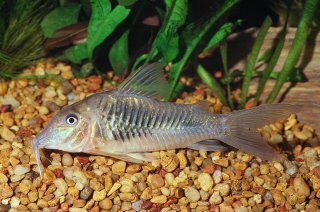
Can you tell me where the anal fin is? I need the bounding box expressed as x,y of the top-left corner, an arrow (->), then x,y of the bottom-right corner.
188,140 -> 228,152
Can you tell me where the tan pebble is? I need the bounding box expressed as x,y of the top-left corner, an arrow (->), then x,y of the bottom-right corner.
293,177 -> 310,197
112,161 -> 126,174
160,151 -> 180,172
0,80 -> 8,95
0,183 -> 13,199
177,152 -> 188,169
194,157 -> 204,166
233,161 -> 247,171
53,178 -> 68,197
68,187 -> 80,200
141,187 -> 152,200
269,133 -> 283,145
93,189 -> 106,201
72,199 -> 86,208
36,199 -> 48,208
69,208 -> 87,212
164,173 -> 175,185
151,174 -> 165,188
120,178 -> 135,193
60,202 -> 69,211
0,126 -> 15,142
293,130 -> 308,140
273,162 -> 284,172
38,106 -> 49,115
285,115 -> 297,130
99,197 -> 112,210
254,176 -> 264,186
107,182 -> 121,196
212,158 -> 229,167
198,173 -> 213,192
47,198 -> 59,207
214,183 -> 230,196
1,112 -> 14,127
184,187 -> 200,202
0,173 -> 8,183
28,191 -> 38,203
160,187 -> 170,196
260,164 -> 270,175
151,195 -> 167,204
104,175 -> 113,193
126,164 -> 141,174
90,178 -> 104,191
209,191 -> 222,205
172,171 -> 188,187
119,192 -> 136,202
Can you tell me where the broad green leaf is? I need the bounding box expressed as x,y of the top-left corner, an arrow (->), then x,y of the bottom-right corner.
151,0 -> 187,62
64,43 -> 88,64
117,0 -> 137,7
167,0 -> 240,99
87,3 -> 130,57
108,30 -> 129,76
41,3 -> 82,38
75,62 -> 94,78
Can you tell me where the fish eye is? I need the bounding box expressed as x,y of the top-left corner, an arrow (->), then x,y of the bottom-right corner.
65,114 -> 78,125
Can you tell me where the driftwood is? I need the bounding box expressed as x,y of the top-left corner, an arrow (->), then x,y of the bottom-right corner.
212,27 -> 320,133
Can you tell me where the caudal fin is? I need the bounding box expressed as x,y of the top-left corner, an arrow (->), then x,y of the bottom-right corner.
219,104 -> 298,161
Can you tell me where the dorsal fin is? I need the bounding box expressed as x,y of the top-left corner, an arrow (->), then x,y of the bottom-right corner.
117,63 -> 169,99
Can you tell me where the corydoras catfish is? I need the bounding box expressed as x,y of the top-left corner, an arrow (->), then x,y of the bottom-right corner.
33,63 -> 297,177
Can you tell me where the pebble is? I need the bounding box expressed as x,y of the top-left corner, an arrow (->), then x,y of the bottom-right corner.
214,183 -> 230,196
151,195 -> 167,204
10,196 -> 20,208
0,126 -> 16,141
14,165 -> 30,175
198,172 -> 213,192
62,153 -> 73,166
177,152 -> 188,169
53,178 -> 68,197
93,189 -> 107,201
120,178 -> 135,193
284,161 -> 298,176
293,177 -> 310,197
107,182 -> 121,196
160,151 -> 180,172
80,186 -> 93,200
212,158 -> 229,167
126,164 -> 141,174
209,191 -> 222,205
151,174 -> 165,188
132,200 -> 143,211
0,183 -> 13,199
99,198 -> 112,210
0,173 -> 8,183
161,187 -> 170,196
112,161 -> 126,174
184,187 -> 200,202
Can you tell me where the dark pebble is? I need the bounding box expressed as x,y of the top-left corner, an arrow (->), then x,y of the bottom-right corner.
141,200 -> 153,210
0,104 -> 11,113
80,186 -> 93,200
61,80 -> 74,95
45,101 -> 60,113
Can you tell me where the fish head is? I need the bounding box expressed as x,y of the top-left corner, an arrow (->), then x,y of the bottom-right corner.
34,101 -> 99,152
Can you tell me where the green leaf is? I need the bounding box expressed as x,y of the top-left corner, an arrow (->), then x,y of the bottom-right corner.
117,0 -> 137,7
240,16 -> 272,108
41,3 -> 82,38
151,0 -> 188,62
203,20 -> 242,52
108,30 -> 129,76
75,62 -> 94,78
167,0 -> 240,99
87,3 -> 130,57
258,48 -> 273,62
64,43 -> 88,64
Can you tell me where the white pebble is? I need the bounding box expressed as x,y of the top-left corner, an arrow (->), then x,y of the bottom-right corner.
62,153 -> 73,166
10,197 -> 20,208
132,200 -> 143,211
160,187 -> 170,196
14,165 -> 30,175
53,178 -> 68,197
63,167 -> 74,179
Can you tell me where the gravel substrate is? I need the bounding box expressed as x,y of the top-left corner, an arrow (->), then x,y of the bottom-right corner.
0,59 -> 319,211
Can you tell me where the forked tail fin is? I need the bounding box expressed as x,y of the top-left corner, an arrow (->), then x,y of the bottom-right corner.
218,104 -> 299,161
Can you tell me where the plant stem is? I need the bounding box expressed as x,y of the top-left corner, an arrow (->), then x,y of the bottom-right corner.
240,16 -> 272,108
267,0 -> 320,103
220,39 -> 234,109
197,64 -> 228,106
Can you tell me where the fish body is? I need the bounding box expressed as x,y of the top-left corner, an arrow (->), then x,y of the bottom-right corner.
33,63 -> 297,176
